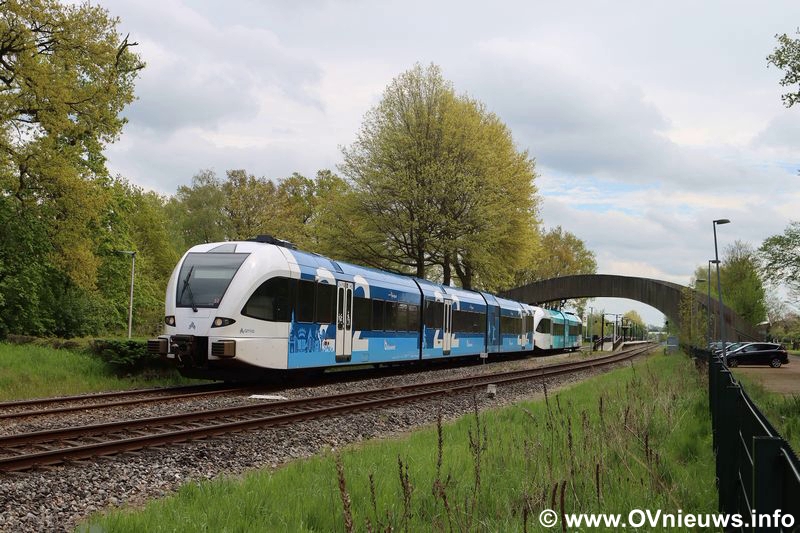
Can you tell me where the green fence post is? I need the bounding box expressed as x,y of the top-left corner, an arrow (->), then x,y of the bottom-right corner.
718,379 -> 741,514
752,437 -> 783,532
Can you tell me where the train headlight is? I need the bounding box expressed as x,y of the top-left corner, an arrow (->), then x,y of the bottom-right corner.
211,317 -> 236,328
164,316 -> 176,326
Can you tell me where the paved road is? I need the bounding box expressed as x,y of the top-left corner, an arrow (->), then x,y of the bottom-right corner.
731,354 -> 800,395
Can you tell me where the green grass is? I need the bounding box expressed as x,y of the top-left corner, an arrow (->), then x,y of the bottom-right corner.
730,372 -> 800,454
81,353 -> 717,532
0,342 -> 195,401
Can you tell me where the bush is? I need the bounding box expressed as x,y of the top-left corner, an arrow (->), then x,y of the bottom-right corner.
89,339 -> 169,374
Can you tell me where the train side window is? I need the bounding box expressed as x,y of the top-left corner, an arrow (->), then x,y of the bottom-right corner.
408,304 -> 420,331
353,296 -> 371,330
476,312 -> 487,333
452,310 -> 463,332
385,301 -> 398,331
296,280 -> 315,323
316,282 -> 335,324
424,300 -> 435,328
536,318 -> 551,333
502,315 -> 523,335
396,303 -> 409,331
372,299 -> 384,330
242,277 -> 292,322
453,309 -> 469,332
424,300 -> 443,329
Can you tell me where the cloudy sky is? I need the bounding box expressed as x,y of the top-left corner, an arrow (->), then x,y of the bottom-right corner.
100,0 -> 800,325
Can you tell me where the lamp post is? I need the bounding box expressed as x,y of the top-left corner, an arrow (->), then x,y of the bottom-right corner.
713,219 -> 730,360
693,278 -> 706,348
587,306 -> 594,351
115,250 -> 136,339
707,260 -> 714,347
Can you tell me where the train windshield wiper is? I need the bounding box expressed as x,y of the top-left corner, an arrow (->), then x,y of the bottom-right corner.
179,265 -> 198,312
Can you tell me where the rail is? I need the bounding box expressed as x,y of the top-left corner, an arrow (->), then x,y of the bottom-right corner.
701,349 -> 800,531
0,345 -> 653,471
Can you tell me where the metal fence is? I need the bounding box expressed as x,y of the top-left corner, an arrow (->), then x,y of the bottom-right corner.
703,349 -> 800,531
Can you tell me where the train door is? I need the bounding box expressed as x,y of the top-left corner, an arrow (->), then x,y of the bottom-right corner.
336,281 -> 353,362
443,299 -> 453,356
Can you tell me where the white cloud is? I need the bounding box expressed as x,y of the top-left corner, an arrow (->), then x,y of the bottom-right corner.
95,0 -> 800,323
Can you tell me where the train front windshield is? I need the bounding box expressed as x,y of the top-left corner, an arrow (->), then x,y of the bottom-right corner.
176,253 -> 249,309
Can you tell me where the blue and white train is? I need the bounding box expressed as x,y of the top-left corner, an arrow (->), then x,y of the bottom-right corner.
148,236 -> 582,380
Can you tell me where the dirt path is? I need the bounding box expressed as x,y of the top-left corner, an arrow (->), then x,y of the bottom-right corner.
732,355 -> 800,395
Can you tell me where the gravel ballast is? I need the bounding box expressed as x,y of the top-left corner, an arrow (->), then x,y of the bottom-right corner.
0,351 -> 641,532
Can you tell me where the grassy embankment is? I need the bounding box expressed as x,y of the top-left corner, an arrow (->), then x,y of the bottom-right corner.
730,371 -> 800,453
0,343 -> 194,401
82,352 -> 718,532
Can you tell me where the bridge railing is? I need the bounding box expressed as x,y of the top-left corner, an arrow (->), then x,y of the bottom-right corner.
700,348 -> 800,529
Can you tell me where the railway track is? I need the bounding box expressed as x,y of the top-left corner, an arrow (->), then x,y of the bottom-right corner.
0,383 -> 246,420
0,344 -> 653,472
0,354 -> 535,421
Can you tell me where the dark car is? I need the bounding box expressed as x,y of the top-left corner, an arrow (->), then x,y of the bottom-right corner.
725,342 -> 789,368
713,342 -> 743,356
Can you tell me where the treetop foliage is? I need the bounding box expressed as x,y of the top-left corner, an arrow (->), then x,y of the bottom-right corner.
767,29 -> 800,108
692,240 -> 767,328
759,221 -> 800,295
0,0 -> 143,287
338,63 -> 541,291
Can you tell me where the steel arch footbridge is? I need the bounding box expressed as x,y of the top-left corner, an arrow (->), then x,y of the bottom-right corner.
500,274 -> 760,341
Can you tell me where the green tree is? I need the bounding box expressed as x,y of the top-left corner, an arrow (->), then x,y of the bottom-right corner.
95,179 -> 180,335
339,63 -> 539,289
678,285 -> 707,347
222,169 -> 278,241
623,310 -> 646,341
0,0 -> 142,286
442,100 -> 539,291
515,226 -> 597,282
770,312 -> 800,345
277,170 -> 351,252
585,308 -> 605,341
767,30 -> 800,108
0,0 -> 142,337
721,241 -> 767,326
759,221 -> 800,302
696,242 -> 767,329
514,226 -> 597,314
168,170 -> 228,248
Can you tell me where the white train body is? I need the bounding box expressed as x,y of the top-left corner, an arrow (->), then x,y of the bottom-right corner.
149,238 -> 581,379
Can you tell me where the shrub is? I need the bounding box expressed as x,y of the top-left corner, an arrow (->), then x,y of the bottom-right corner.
90,339 -> 169,374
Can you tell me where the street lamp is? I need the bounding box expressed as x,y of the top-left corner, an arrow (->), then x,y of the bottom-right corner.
712,219 -> 730,360
115,250 -> 136,339
693,278 -> 706,347
707,259 -> 718,347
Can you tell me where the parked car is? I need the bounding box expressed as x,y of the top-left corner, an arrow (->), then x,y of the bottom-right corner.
713,342 -> 744,355
725,342 -> 789,368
